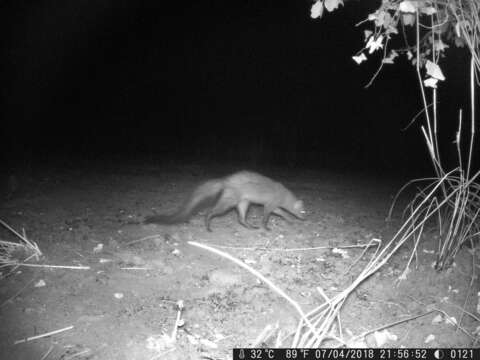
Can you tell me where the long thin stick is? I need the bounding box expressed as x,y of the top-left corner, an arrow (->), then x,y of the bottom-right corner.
350,311 -> 437,343
195,243 -> 377,252
15,264 -> 90,270
125,234 -> 162,246
188,241 -> 320,340
14,325 -> 74,345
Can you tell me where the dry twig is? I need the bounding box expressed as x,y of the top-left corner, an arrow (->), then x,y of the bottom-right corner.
14,325 -> 74,345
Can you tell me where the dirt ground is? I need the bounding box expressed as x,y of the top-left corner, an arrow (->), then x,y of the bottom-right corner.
0,165 -> 478,360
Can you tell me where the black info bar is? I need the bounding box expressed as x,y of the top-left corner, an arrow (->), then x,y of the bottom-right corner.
233,348 -> 478,360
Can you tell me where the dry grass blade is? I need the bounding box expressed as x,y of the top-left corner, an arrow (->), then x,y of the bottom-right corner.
290,168 -> 477,346
289,0 -> 480,348
0,219 -> 42,276
0,277 -> 36,308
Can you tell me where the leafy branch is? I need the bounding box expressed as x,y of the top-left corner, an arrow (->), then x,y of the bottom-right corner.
312,0 -> 480,87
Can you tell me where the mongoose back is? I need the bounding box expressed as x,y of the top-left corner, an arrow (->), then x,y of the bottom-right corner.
144,170 -> 305,231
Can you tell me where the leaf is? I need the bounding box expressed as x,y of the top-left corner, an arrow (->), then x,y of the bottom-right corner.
421,7 -> 437,15
382,11 -> 393,29
454,36 -> 465,48
445,316 -> 457,326
402,13 -> 416,26
386,25 -> 399,35
332,248 -> 349,258
434,39 -> 449,52
431,314 -> 443,324
426,60 -> 445,80
364,30 -> 373,41
399,1 -> 417,13
423,77 -> 438,88
383,50 -> 398,64
324,0 -> 344,12
366,35 -> 384,54
370,10 -> 393,28
352,53 -> 367,64
407,51 -> 413,60
373,330 -> 397,346
374,10 -> 387,27
424,334 -> 435,343
310,1 -> 324,19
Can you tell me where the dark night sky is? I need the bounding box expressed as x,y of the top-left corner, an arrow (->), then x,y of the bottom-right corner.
1,0 -> 472,175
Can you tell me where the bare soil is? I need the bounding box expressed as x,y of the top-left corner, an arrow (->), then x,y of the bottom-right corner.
0,166 -> 478,360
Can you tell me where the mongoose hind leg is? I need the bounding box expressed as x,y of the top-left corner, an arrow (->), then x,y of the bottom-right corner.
205,193 -> 235,232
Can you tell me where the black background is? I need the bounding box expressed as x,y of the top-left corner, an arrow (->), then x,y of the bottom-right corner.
1,0 -> 473,176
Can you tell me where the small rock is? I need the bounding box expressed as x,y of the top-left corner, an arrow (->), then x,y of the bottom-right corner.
93,243 -> 104,253
34,279 -> 46,288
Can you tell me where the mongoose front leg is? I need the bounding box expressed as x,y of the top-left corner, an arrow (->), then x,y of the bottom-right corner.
237,200 -> 259,229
